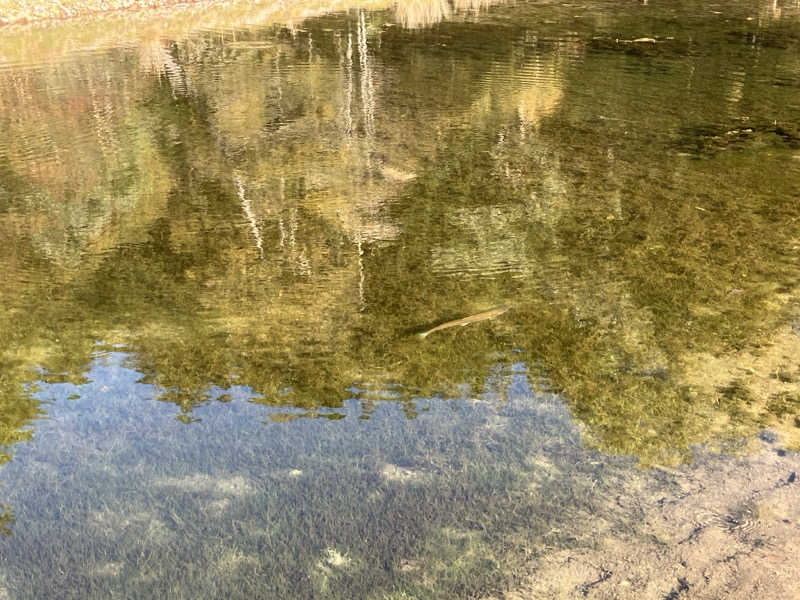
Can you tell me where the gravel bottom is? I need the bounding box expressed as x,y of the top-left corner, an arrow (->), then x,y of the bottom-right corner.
484,440 -> 800,600
0,0 -> 222,26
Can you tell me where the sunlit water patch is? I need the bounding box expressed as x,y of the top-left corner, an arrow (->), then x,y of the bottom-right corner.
1,0 -> 800,597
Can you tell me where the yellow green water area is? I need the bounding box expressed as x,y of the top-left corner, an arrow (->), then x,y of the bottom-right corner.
0,0 -> 799,597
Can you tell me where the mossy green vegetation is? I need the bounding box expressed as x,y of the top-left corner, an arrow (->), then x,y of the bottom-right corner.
0,4 -> 800,595
1,0 -> 799,467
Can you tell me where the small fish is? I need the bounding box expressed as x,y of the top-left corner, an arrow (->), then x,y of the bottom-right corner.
418,306 -> 510,339
226,41 -> 275,49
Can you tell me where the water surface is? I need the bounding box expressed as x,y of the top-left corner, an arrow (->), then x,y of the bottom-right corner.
0,0 -> 799,597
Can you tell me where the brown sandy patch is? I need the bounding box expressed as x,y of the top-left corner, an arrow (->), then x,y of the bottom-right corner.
380,462 -> 429,484
0,0 -> 224,26
153,473 -> 254,495
92,561 -> 123,577
485,443 -> 800,600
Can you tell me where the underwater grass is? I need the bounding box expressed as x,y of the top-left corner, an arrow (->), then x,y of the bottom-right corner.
0,357 -> 646,599
1,0 -> 799,467
0,8 -> 799,599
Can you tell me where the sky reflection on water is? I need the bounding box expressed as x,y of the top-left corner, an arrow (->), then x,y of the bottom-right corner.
1,0 -> 800,596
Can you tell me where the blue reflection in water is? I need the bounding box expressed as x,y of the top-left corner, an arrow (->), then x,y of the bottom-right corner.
0,351 -> 633,599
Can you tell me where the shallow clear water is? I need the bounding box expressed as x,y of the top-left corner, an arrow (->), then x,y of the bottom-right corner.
0,0 -> 799,597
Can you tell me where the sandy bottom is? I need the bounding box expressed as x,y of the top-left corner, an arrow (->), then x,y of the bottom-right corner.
0,0 -> 227,26
487,440 -> 800,600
